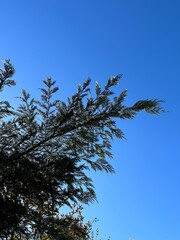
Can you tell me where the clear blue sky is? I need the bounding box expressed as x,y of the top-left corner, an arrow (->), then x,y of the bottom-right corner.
1,1 -> 180,239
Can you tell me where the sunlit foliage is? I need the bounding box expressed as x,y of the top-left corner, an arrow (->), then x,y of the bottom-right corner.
0,60 -> 164,239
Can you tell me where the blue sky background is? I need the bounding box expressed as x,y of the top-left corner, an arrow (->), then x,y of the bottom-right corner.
0,1 -> 180,239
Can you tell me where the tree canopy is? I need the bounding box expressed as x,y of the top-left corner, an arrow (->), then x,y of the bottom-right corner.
0,60 -> 164,239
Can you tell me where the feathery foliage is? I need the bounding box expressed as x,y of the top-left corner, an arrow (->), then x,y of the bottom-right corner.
0,60 -> 164,239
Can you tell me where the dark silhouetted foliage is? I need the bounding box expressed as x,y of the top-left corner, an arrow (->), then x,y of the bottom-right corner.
0,60 -> 164,239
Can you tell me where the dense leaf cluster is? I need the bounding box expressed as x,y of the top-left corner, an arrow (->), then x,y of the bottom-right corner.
0,60 -> 164,239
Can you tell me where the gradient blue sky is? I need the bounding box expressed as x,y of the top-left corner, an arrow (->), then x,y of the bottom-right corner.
0,1 -> 180,239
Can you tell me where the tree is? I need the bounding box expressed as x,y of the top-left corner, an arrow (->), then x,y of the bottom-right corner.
0,60 -> 164,239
